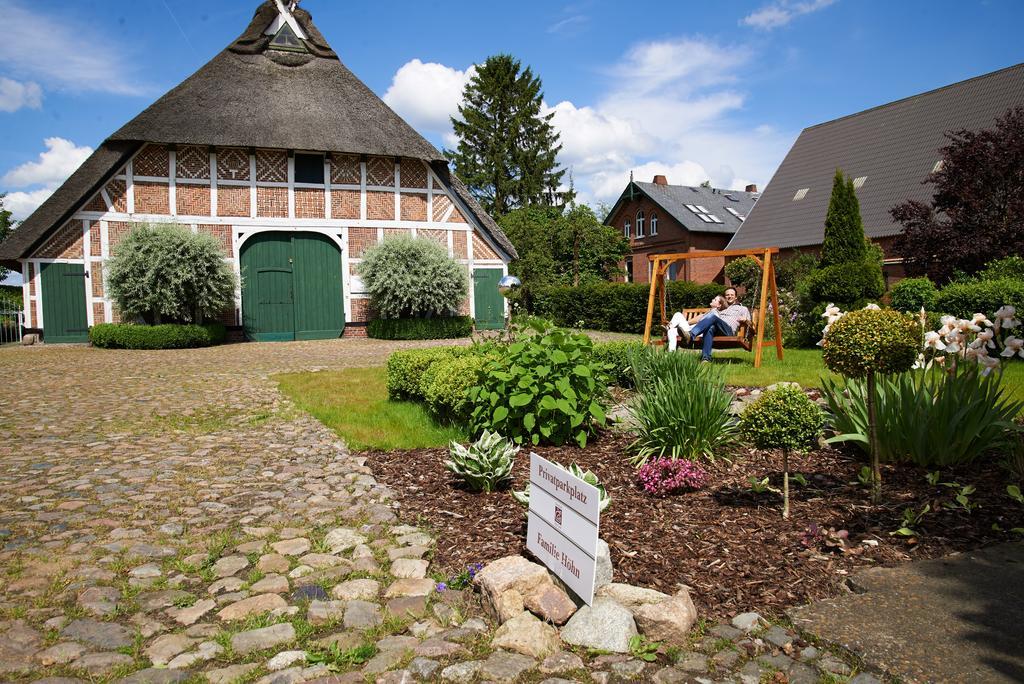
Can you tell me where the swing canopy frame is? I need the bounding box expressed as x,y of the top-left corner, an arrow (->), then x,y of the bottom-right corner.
642,247 -> 784,368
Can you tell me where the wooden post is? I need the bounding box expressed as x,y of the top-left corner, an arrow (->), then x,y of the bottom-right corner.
642,257 -> 660,345
754,249 -> 772,368
769,260 -> 784,361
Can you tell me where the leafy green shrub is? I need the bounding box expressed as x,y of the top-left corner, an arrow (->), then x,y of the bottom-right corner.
978,256 -> 1024,282
805,261 -> 885,306
106,223 -> 237,324
512,461 -> 611,511
725,256 -> 760,289
590,340 -> 645,388
445,431 -> 519,493
821,308 -> 920,378
89,322 -> 226,349
421,354 -> 486,424
889,277 -> 939,313
626,346 -> 737,465
385,347 -> 469,400
358,236 -> 468,319
468,320 -> 609,447
0,284 -> 22,308
368,316 -> 473,340
822,367 -> 1022,467
935,278 -> 1024,318
775,252 -> 819,291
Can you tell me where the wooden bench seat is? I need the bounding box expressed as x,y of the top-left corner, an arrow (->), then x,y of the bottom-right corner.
657,307 -> 758,352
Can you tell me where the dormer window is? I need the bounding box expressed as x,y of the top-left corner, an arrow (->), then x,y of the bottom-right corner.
624,221 -> 631,238
270,23 -> 306,52
636,210 -> 645,238
265,1 -> 309,53
650,212 -> 658,236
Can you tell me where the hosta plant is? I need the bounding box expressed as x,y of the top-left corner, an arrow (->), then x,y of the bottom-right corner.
512,461 -> 611,511
445,431 -> 519,493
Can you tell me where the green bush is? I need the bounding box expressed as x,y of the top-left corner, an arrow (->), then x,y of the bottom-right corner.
820,170 -> 868,268
358,236 -> 468,319
822,308 -> 920,379
0,284 -> 22,308
889,277 -> 938,313
626,346 -> 737,465
725,256 -> 760,289
740,386 -> 825,453
106,223 -> 237,324
89,322 -> 226,349
978,255 -> 1024,282
805,261 -> 885,306
821,367 -> 1022,467
590,340 -> 645,388
468,320 -> 609,447
445,431 -> 519,493
935,278 -> 1024,318
385,346 -> 469,400
368,316 -> 473,340
775,252 -> 819,291
421,353 -> 486,424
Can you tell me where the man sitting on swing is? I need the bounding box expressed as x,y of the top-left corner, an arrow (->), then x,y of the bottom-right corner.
667,287 -> 750,361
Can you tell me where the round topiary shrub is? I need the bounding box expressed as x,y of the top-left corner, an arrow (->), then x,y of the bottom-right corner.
806,261 -> 885,306
421,353 -> 487,424
107,224 -> 238,324
358,236 -> 468,319
889,277 -> 938,313
821,308 -> 920,379
725,256 -> 761,289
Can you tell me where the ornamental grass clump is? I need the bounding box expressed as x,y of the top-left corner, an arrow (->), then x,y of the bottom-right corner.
740,386 -> 825,518
637,459 -> 709,496
821,307 -> 919,501
445,430 -> 519,493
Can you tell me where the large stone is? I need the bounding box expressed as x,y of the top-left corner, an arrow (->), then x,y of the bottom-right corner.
118,668 -> 192,683
167,598 -> 216,625
212,555 -> 249,578
299,553 -> 342,569
475,556 -> 551,611
440,661 -> 480,683
75,651 -> 134,676
344,600 -> 383,629
77,586 -> 120,617
331,579 -> 380,601
539,651 -> 585,675
491,611 -> 561,659
231,623 -> 296,655
595,539 -> 613,590
61,619 -> 134,650
633,593 -> 698,645
251,575 -> 290,594
596,583 -> 670,610
205,663 -> 261,684
307,600 -> 347,626
166,640 -> 223,669
271,538 -> 311,556
559,598 -> 637,653
323,528 -> 367,554
257,554 -> 291,574
35,642 -> 87,666
267,650 -> 307,670
145,633 -> 197,666
390,558 -> 429,579
478,651 -> 537,682
384,578 -> 435,598
492,589 -> 526,624
216,593 -> 287,621
524,583 -> 577,625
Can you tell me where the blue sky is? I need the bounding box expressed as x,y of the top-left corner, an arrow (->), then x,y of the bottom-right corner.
1,0 -> 1022,284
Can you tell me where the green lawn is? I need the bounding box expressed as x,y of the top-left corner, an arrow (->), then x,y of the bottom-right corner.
276,367 -> 466,450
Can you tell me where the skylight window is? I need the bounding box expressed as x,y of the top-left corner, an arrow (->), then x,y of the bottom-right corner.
724,194 -> 739,202
853,176 -> 867,189
270,23 -> 307,52
696,206 -> 709,213
685,203 -> 722,224
685,204 -> 699,212
698,214 -> 713,223
725,207 -> 745,220
707,215 -> 723,224
793,188 -> 809,201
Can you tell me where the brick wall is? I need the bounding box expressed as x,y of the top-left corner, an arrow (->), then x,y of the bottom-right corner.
107,222 -> 132,255
256,187 -> 288,218
400,159 -> 428,188
34,220 -> 83,259
400,193 -> 427,221
217,186 -> 250,217
176,185 -> 211,216
349,298 -> 372,322
348,228 -> 378,258
366,158 -> 394,187
83,192 -> 106,212
473,232 -> 499,260
453,231 -> 468,259
176,145 -> 210,180
134,144 -> 169,177
199,224 -> 233,255
89,221 -> 101,255
331,190 -> 360,219
106,180 -> 127,213
91,262 -> 104,297
366,191 -> 395,220
134,182 -> 169,215
330,154 -> 360,185
295,188 -> 325,219
217,149 -> 250,181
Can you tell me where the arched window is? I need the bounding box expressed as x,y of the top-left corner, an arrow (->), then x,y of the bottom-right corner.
624,220 -> 631,238
650,211 -> 659,236
635,210 -> 645,237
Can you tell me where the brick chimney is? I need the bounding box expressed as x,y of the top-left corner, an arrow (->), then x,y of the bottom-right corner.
745,184 -> 758,193
653,175 -> 668,186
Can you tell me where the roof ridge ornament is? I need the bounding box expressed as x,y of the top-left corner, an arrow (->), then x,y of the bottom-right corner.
265,0 -> 308,40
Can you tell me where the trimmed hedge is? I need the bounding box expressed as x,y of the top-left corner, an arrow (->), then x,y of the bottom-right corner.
89,323 -> 226,349
385,346 -> 469,400
935,278 -> 1024,318
804,260 -> 884,305
531,282 -> 725,334
367,316 -> 474,340
420,353 -> 487,424
889,277 -> 938,313
591,340 -> 645,388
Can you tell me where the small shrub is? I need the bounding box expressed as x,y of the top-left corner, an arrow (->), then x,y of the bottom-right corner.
775,252 -> 819,291
935,278 -> 1024,319
978,256 -> 1024,282
805,261 -> 885,306
89,322 -> 226,349
889,277 -> 939,312
445,430 -> 519,493
512,461 -> 611,511
367,316 -> 473,340
637,458 -> 709,496
422,354 -> 486,424
358,236 -> 468,319
385,347 -> 468,400
821,308 -> 920,378
590,340 -> 645,388
626,346 -> 737,465
468,320 -> 609,447
725,256 -> 761,289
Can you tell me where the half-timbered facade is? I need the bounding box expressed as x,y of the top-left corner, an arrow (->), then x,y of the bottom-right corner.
0,1 -> 515,342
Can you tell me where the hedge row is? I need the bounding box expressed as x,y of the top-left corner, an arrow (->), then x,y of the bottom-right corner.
367,316 -> 474,340
530,282 -> 725,334
89,323 -> 226,349
934,278 -> 1024,319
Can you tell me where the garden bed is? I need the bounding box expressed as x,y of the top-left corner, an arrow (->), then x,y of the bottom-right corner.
365,431 -> 1023,619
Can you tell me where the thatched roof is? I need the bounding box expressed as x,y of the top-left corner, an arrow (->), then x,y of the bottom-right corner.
1,1 -> 514,265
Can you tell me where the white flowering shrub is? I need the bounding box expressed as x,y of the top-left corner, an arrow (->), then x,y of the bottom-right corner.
358,236 -> 468,319
106,223 -> 237,324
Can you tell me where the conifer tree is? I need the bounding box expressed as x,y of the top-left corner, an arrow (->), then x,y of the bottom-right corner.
446,54 -> 571,216
820,170 -> 867,267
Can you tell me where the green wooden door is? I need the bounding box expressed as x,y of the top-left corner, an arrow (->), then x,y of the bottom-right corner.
40,262 -> 89,343
473,268 -> 505,330
241,232 -> 344,342
293,233 -> 345,340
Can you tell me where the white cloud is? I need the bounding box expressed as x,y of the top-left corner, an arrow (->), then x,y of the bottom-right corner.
1,137 -> 93,220
383,59 -> 476,139
0,3 -> 147,95
543,101 -> 650,174
741,0 -> 837,30
0,77 -> 42,112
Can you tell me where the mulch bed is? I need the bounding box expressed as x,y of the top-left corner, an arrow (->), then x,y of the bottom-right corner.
363,432 -> 1023,619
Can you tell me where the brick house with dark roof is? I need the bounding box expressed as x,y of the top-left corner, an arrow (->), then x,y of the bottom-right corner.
604,175 -> 759,284
0,1 -> 515,342
727,62 -> 1024,280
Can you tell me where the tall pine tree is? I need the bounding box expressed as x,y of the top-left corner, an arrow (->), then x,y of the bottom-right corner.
820,169 -> 867,267
446,55 -> 571,216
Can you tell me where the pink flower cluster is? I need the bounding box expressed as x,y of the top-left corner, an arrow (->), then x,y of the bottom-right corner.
637,458 -> 710,496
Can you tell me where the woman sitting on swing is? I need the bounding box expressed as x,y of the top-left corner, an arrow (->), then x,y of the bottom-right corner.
666,287 -> 751,361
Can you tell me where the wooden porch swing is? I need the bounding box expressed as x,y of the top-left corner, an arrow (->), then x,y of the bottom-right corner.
641,248 -> 784,368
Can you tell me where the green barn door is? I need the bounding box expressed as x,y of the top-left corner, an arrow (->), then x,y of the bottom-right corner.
292,233 -> 344,340
40,263 -> 89,343
473,268 -> 505,330
242,233 -> 295,341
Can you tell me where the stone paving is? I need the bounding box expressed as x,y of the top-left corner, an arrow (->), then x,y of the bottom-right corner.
0,340 -> 873,683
